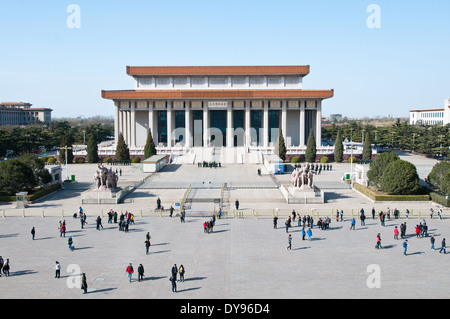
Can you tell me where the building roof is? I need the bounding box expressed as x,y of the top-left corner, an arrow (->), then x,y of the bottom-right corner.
102,89 -> 334,100
410,108 -> 444,112
126,65 -> 310,76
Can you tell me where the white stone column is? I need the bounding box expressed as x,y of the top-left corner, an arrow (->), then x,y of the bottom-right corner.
263,100 -> 269,147
114,101 -> 119,144
281,100 -> 287,141
203,102 -> 209,147
167,101 -> 172,147
130,102 -> 136,147
300,101 -> 305,147
227,102 -> 233,148
185,102 -> 191,148
148,101 -> 154,144
245,101 -> 251,147
316,100 -> 322,147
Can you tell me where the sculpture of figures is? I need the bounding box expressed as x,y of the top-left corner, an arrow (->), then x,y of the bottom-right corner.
94,164 -> 119,190
291,164 -> 315,189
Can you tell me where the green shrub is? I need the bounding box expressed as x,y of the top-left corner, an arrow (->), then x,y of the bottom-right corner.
347,156 -> 357,163
290,156 -> 300,163
75,157 -> 85,164
40,156 -> 49,163
319,156 -> 329,163
131,157 -> 141,163
103,157 -> 112,164
353,183 -> 430,202
47,157 -> 56,164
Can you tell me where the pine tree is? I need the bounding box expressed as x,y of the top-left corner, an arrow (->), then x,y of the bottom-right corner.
87,134 -> 99,163
144,129 -> 157,159
115,133 -> 130,162
334,130 -> 343,163
274,129 -> 287,161
305,128 -> 317,163
362,130 -> 373,161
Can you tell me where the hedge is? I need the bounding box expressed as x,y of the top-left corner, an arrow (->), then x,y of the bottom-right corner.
429,191 -> 450,207
0,183 -> 62,202
353,182 -> 430,202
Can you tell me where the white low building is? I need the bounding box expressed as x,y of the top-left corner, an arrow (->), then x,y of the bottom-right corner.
410,98 -> 450,125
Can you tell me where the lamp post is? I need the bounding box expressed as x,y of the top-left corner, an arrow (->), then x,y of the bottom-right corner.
60,145 -> 72,182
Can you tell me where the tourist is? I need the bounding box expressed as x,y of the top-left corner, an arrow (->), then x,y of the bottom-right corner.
68,237 -> 74,251
430,235 -> 436,251
2,259 -> 10,276
340,210 -> 343,222
235,199 -> 239,210
287,234 -> 292,250
169,205 -> 174,217
375,233 -> 382,249
273,216 -> 278,229
31,227 -> 35,240
285,218 -> 289,233
0,256 -> 3,277
157,197 -> 161,210
336,209 -> 339,222
54,261 -> 61,278
394,226 -> 399,240
307,228 -> 312,241
439,238 -> 446,254
422,220 -> 428,237
403,240 -> 408,256
372,207 -> 375,219
107,210 -> 113,223
137,264 -> 145,282
126,263 -> 134,282
405,209 -> 410,219
179,265 -> 185,282
350,218 -> 356,230
170,273 -> 177,293
96,216 -> 103,230
301,227 -> 306,240
438,208 -> 442,220
81,273 -> 88,294
171,264 -> 178,282
145,239 -> 151,254
415,225 -> 421,238
291,210 -> 296,222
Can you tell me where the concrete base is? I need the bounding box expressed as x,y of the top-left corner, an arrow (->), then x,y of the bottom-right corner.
81,186 -> 123,204
285,185 -> 325,204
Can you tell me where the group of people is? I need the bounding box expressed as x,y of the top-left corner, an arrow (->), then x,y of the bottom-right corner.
203,216 -> 216,233
0,256 -> 10,277
169,264 -> 186,293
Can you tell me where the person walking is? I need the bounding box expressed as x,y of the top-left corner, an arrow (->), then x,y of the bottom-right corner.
96,216 -> 103,230
179,264 -> 185,282
145,238 -> 151,255
54,261 -> 61,278
431,235 -> 436,251
2,259 -> 10,276
350,218 -> 356,230
301,227 -> 306,240
307,228 -> 312,241
375,233 -> 382,249
273,216 -> 278,229
394,226 -> 399,240
126,263 -> 134,282
60,223 -> 66,238
68,237 -> 74,251
171,264 -> 178,282
403,240 -> 408,256
287,234 -> 292,250
170,273 -> 177,293
439,238 -> 446,254
137,264 -> 145,282
81,273 -> 88,294
31,227 -> 35,240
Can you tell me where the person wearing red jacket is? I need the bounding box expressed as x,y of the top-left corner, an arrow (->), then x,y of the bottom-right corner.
126,263 -> 134,283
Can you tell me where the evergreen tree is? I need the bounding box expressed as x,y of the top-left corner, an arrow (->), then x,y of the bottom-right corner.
115,133 -> 130,161
86,134 -> 99,163
362,130 -> 373,161
380,160 -> 420,195
334,130 -> 343,163
367,151 -> 400,187
144,129 -> 157,159
305,128 -> 317,163
274,129 -> 287,161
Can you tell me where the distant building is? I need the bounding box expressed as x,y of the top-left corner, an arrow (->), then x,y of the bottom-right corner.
329,113 -> 343,121
410,98 -> 450,125
0,102 -> 52,126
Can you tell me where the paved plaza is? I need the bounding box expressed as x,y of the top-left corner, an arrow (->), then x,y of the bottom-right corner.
0,150 -> 449,299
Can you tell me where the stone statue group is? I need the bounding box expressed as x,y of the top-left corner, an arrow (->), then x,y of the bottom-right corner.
290,164 -> 315,189
94,164 -> 118,190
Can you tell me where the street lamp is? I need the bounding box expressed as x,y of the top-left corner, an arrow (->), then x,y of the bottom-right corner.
60,145 -> 72,182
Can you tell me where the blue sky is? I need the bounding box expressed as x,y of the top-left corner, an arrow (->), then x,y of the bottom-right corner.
1,0 -> 449,118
